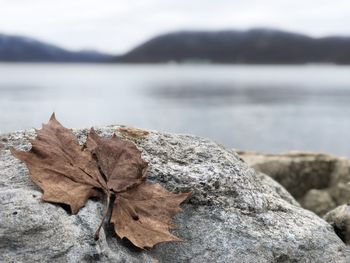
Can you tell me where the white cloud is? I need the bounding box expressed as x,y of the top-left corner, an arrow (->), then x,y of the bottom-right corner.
0,0 -> 349,54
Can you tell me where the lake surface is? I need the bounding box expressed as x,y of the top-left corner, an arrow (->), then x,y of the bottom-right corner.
1,63 -> 350,156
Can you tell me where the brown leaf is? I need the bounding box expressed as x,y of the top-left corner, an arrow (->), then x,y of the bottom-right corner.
11,114 -> 190,249
11,113 -> 106,214
86,128 -> 147,193
111,183 -> 190,248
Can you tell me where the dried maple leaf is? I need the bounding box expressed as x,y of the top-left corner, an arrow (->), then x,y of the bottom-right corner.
11,114 -> 190,249
86,128 -> 190,247
11,113 -> 106,214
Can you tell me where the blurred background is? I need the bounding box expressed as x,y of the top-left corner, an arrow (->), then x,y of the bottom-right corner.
1,0 -> 350,156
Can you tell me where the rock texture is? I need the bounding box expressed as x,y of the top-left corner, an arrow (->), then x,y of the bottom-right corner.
1,127 -> 349,263
239,151 -> 350,216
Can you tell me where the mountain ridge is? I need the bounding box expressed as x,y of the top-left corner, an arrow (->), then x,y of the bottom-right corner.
116,29 -> 350,64
1,29 -> 350,64
0,33 -> 113,62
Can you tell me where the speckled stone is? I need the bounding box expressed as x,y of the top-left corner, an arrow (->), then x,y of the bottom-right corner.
0,126 -> 349,263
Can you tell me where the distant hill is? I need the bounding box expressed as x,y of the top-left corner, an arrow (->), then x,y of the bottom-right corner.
2,29 -> 350,64
116,29 -> 350,64
0,34 -> 113,62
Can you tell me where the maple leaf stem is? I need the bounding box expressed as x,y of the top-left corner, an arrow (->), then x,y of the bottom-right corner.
94,191 -> 111,241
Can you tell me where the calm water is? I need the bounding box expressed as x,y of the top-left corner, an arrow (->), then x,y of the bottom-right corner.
1,63 -> 350,156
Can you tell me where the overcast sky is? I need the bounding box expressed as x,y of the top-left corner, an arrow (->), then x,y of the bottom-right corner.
0,0 -> 349,54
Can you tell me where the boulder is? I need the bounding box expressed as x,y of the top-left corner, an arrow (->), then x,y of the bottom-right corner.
238,151 -> 350,216
324,205 -> 350,245
1,127 -> 349,262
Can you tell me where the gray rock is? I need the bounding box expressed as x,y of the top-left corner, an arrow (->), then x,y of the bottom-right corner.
302,189 -> 336,216
1,127 -> 349,263
238,151 -> 350,216
324,205 -> 350,245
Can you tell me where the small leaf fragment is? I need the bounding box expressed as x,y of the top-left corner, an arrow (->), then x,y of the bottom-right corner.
118,127 -> 150,139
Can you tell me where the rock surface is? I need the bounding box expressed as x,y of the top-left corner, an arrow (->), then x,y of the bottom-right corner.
1,127 -> 349,262
239,151 -> 350,216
